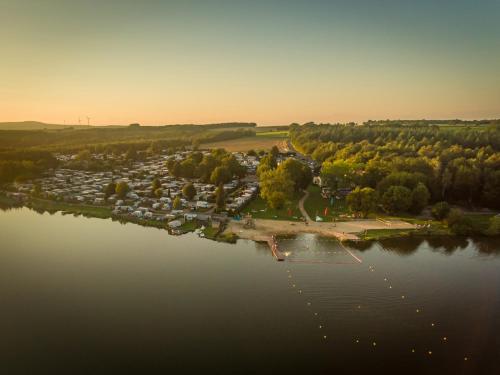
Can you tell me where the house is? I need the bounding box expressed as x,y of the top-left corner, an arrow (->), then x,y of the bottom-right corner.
168,220 -> 183,228
196,201 -> 210,209
184,213 -> 197,221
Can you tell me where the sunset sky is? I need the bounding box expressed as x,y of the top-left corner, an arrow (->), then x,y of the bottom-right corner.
1,0 -> 499,125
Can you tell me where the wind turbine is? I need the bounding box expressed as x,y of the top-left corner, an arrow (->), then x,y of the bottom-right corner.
86,116 -> 90,126
78,117 -> 81,126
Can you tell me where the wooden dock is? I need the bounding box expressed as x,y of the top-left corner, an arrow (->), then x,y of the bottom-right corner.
267,235 -> 285,261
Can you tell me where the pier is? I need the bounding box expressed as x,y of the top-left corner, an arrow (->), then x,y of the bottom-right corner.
267,235 -> 285,261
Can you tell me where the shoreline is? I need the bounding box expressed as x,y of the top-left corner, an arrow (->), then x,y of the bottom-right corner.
223,217 -> 417,242
1,194 -> 498,243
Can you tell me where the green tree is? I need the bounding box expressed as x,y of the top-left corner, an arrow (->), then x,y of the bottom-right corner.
270,145 -> 280,159
154,188 -> 163,198
446,208 -> 464,227
31,183 -> 42,197
486,216 -> 500,236
210,166 -> 231,185
173,196 -> 182,210
410,182 -> 430,214
76,149 -> 91,161
267,191 -> 287,210
104,181 -> 117,199
320,160 -> 355,190
431,201 -> 450,220
115,181 -> 130,199
347,187 -> 377,218
279,158 -> 312,192
215,183 -> 225,211
256,154 -> 276,177
259,169 -> 294,209
152,177 -> 162,191
381,185 -> 412,214
182,182 -> 196,200
446,208 -> 474,235
179,159 -> 196,178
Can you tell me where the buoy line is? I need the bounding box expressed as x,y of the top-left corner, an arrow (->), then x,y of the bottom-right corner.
338,241 -> 363,263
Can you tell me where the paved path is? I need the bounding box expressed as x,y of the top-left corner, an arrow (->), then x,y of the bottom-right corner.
298,189 -> 312,222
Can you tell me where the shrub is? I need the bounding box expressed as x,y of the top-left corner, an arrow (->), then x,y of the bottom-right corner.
431,201 -> 450,220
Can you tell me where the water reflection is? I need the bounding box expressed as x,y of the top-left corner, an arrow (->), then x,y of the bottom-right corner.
348,236 -> 500,257
1,208 -> 499,374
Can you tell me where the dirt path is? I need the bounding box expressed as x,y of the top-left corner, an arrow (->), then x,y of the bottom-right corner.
298,189 -> 312,222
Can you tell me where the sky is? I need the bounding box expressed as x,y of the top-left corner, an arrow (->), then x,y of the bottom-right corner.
1,0 -> 499,125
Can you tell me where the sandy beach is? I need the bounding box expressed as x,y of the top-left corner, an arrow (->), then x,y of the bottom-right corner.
225,218 -> 416,242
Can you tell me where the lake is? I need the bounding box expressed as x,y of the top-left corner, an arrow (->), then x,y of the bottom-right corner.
1,208 -> 499,374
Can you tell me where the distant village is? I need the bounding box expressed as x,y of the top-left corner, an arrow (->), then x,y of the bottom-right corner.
6,150 -> 263,234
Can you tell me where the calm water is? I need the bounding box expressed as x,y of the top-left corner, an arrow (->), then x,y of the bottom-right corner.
1,208 -> 499,374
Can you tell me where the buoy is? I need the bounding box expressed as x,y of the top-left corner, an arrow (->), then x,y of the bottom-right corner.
431,323 -> 435,327
443,337 -> 447,341
416,309 -> 420,313
355,339 -> 359,343
464,357 -> 468,361
411,349 -> 415,353
323,335 -> 327,339
401,295 -> 405,299
372,342 -> 377,347
428,351 -> 432,355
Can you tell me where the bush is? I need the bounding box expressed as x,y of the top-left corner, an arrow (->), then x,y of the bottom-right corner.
486,216 -> 500,236
446,208 -> 474,235
431,201 -> 450,220
446,208 -> 464,227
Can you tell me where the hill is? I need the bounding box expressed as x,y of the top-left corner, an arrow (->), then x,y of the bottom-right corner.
0,121 -> 91,130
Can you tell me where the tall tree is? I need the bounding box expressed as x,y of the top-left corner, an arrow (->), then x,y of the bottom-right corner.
182,182 -> 196,200
215,183 -> 225,211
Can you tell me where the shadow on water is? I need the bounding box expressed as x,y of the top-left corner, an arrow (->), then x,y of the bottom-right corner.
350,236 -> 500,257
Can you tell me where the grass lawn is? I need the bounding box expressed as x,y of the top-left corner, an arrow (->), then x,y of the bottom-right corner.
180,220 -> 198,231
360,228 -> 417,241
256,131 -> 289,137
303,185 -> 350,221
203,226 -> 218,239
202,135 -> 286,152
241,193 -> 303,221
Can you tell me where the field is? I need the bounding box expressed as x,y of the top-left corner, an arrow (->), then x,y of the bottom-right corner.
241,193 -> 303,221
203,133 -> 287,152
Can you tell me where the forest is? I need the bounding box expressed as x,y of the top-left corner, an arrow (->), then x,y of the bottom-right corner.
289,122 -> 500,211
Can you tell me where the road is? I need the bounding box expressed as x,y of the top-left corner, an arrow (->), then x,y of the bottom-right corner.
298,189 -> 312,222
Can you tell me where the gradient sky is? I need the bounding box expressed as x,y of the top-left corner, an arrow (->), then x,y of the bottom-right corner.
1,0 -> 499,125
